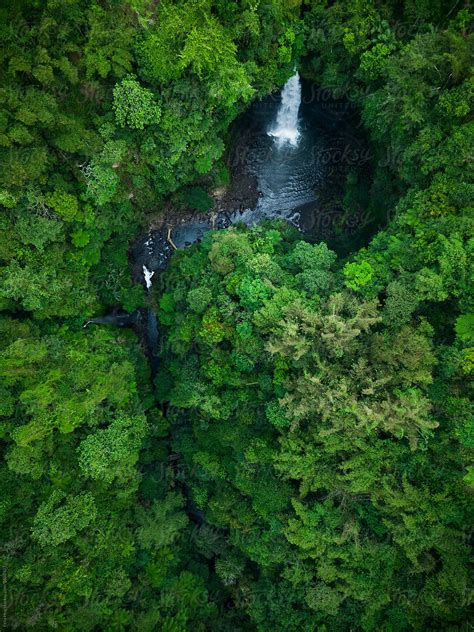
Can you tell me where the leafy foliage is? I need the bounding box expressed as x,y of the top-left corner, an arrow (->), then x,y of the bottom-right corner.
156,222 -> 471,629
0,0 -> 472,629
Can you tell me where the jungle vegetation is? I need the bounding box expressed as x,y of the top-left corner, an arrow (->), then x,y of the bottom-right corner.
0,1 -> 472,630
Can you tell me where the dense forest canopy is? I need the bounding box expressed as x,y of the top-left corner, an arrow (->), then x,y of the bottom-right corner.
0,0 -> 472,630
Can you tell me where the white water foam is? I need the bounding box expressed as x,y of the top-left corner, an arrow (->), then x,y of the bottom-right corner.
142,265 -> 155,289
268,72 -> 301,146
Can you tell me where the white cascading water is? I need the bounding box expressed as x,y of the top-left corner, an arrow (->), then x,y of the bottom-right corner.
268,72 -> 301,146
142,264 -> 155,290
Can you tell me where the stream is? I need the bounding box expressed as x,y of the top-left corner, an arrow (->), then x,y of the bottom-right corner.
83,74 -> 371,543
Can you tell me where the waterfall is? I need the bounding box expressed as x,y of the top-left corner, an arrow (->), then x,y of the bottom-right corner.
268,72 -> 301,146
142,265 -> 155,289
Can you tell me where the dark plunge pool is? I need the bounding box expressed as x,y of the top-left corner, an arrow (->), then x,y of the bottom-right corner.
227,75 -> 369,233
131,74 -> 372,284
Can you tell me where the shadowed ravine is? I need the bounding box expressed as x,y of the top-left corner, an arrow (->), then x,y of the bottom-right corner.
85,75 -> 366,364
